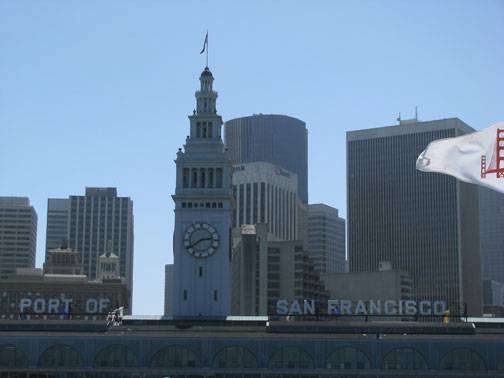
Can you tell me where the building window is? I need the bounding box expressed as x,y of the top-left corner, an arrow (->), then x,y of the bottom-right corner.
208,168 -> 214,188
212,346 -> 258,369
196,122 -> 201,138
246,183 -> 251,224
208,122 -> 213,138
150,346 -> 200,368
183,290 -> 188,301
199,267 -> 203,277
191,168 -> 198,188
260,182 -> 266,223
326,347 -> 370,369
214,290 -> 218,301
440,348 -> 486,371
182,168 -> 189,188
216,168 -> 223,188
383,347 -> 428,370
200,169 -> 206,188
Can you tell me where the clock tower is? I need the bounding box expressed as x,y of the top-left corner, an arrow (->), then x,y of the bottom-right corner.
171,66 -> 232,316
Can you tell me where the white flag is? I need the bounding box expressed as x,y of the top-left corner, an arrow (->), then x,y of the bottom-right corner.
416,121 -> 504,194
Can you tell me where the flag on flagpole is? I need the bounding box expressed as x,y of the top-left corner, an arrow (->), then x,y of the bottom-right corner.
200,32 -> 208,54
416,121 -> 504,194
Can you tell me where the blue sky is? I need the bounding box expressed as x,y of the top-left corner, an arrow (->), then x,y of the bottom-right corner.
1,0 -> 503,315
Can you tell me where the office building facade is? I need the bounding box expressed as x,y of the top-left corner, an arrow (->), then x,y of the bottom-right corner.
308,203 -> 346,273
479,187 -> 504,287
231,224 -> 328,316
232,162 -> 298,241
347,118 -> 482,316
224,114 -> 309,204
65,188 -> 134,305
45,198 -> 70,254
0,197 -> 37,280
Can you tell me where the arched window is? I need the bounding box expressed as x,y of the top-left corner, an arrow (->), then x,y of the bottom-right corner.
0,344 -> 24,367
327,347 -> 370,369
94,344 -> 137,368
213,345 -> 258,369
38,344 -> 83,367
150,345 -> 199,368
440,348 -> 486,370
383,347 -> 428,370
268,346 -> 314,369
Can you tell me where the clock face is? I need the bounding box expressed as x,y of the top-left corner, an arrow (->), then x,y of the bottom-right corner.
184,222 -> 219,258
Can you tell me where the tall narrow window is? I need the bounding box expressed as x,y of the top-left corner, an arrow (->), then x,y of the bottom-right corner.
208,122 -> 213,137
182,168 -> 189,188
214,290 -> 218,301
239,184 -> 244,226
208,168 -> 214,188
183,290 -> 188,301
216,168 -> 223,188
252,183 -> 258,224
200,169 -> 206,188
192,168 -> 198,188
260,183 -> 266,223
246,183 -> 252,224
199,267 -> 203,277
196,122 -> 201,138
202,122 -> 207,138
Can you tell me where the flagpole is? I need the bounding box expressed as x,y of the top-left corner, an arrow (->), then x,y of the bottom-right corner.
206,30 -> 209,67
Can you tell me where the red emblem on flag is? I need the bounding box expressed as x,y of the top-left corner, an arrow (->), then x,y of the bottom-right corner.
481,129 -> 504,179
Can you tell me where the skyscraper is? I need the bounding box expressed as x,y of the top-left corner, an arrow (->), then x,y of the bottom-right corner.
45,198 -> 70,254
171,67 -> 233,316
308,204 -> 346,273
479,187 -> 504,286
66,188 -> 134,306
224,114 -> 309,204
232,162 -> 298,241
0,197 -> 37,280
347,118 -> 482,316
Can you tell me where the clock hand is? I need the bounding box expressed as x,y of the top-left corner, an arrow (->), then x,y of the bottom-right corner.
189,237 -> 213,248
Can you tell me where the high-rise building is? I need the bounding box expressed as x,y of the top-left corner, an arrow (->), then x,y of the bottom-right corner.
347,118 -> 482,316
479,187 -> 504,286
0,197 -> 37,280
231,224 -> 328,316
64,188 -> 134,306
171,67 -> 233,316
232,162 -> 298,241
45,198 -> 70,254
224,114 -> 309,204
308,204 -> 346,273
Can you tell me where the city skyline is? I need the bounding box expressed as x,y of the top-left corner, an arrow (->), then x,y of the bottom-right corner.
1,1 -> 503,315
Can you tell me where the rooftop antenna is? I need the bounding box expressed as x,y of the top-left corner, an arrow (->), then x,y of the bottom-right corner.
415,106 -> 418,121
